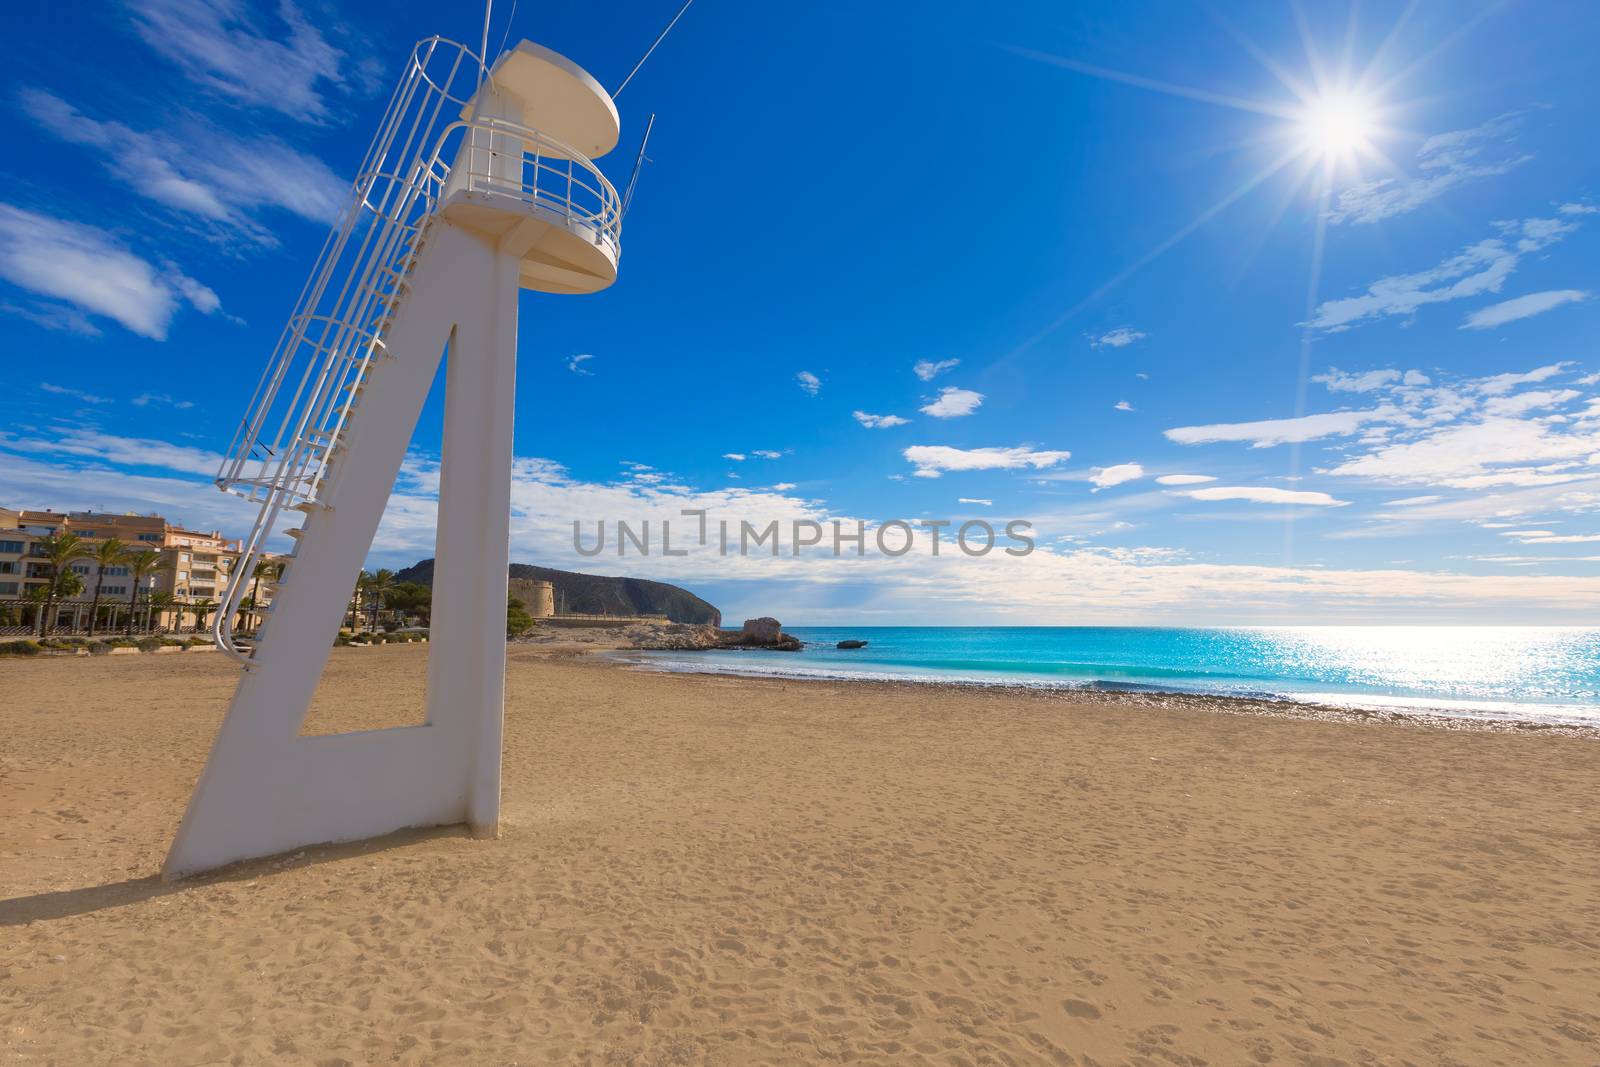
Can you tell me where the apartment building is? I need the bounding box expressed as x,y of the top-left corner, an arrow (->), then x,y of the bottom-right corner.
0,507 -> 280,632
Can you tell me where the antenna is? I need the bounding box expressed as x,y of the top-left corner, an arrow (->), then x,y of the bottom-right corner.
614,0 -> 695,98
622,113 -> 657,217
479,0 -> 494,82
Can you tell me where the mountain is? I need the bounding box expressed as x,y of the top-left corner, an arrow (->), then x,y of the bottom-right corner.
393,559 -> 721,626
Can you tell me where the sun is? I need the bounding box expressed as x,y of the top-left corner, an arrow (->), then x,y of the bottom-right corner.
1298,91 -> 1377,161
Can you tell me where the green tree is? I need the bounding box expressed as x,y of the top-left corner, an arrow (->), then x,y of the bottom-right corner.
190,598 -> 217,634
147,591 -> 176,633
349,570 -> 373,631
85,538 -> 128,638
35,532 -> 90,637
123,550 -> 170,637
385,581 -> 432,625
245,558 -> 283,632
507,593 -> 535,637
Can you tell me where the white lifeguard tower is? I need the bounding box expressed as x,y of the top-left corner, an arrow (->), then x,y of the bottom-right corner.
165,37 -> 624,878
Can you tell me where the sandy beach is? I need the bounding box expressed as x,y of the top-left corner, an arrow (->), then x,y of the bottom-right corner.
3,643 -> 1598,1066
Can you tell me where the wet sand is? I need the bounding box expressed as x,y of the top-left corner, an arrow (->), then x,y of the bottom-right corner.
3,643 -> 1597,1065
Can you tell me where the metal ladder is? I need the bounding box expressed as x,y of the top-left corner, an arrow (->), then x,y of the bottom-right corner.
212,39 -> 480,667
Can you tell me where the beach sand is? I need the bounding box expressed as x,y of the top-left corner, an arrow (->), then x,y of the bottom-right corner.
3,644 -> 1597,1065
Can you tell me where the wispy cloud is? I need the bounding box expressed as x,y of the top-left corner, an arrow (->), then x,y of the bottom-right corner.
40,382 -> 111,404
1329,112 -> 1532,225
0,204 -> 220,339
132,393 -> 196,409
796,370 -> 821,395
919,387 -> 984,418
958,497 -> 992,506
1155,474 -> 1215,486
1309,216 -> 1577,332
125,0 -> 367,121
852,411 -> 908,429
0,428 -> 225,477
1166,409 -> 1390,448
1113,400 -> 1135,412
913,358 -> 959,381
567,353 -> 594,375
20,89 -> 345,243
1179,486 -> 1348,507
903,444 -> 1069,478
1462,289 -> 1589,330
1090,327 -> 1146,348
1089,463 -> 1143,490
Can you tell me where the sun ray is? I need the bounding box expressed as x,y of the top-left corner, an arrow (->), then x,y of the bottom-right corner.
1003,145 -> 1308,359
1003,45 -> 1300,120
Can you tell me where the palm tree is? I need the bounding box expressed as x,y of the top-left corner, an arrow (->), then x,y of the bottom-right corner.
246,558 -> 282,632
85,538 -> 129,638
190,598 -> 217,634
123,549 -> 170,637
349,570 -> 374,631
365,568 -> 395,630
35,532 -> 90,637
147,591 -> 176,633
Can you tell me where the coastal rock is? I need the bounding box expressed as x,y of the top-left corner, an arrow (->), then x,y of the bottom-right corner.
741,617 -> 783,644
836,639 -> 868,649
629,623 -> 724,650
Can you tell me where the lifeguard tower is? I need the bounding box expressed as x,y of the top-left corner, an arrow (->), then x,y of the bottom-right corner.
165,38 -> 624,878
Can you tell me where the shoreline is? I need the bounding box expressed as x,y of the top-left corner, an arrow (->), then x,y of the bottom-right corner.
602,647 -> 1600,737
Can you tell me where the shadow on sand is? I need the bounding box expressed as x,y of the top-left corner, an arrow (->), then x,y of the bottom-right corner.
0,824 -> 471,927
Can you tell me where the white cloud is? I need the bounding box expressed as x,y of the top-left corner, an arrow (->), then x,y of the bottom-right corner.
1321,416 -> 1600,489
1179,486 -> 1348,507
1481,389 -> 1580,417
770,482 -> 796,491
1386,495 -> 1443,507
958,497 -> 992,506
1166,409 -> 1389,448
919,387 -> 984,419
1091,327 -> 1146,348
1559,203 -> 1599,216
722,453 -> 745,461
853,411 -> 909,429
0,428 -> 226,477
796,371 -> 821,395
903,444 -> 1070,477
21,89 -> 346,241
1089,463 -> 1144,490
1501,529 -> 1600,545
126,0 -> 364,121
1462,289 -> 1589,330
752,449 -> 784,459
1309,216 -> 1576,331
39,382 -> 111,404
1155,474 -> 1215,486
132,393 -> 196,409
1328,112 -> 1531,225
567,353 -> 594,375
1472,362 -> 1570,396
0,204 -> 220,340
1113,400 -> 1135,412
1312,367 -> 1403,393
913,358 -> 959,381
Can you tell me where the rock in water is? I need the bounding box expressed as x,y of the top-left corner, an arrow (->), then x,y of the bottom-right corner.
741,617 -> 783,644
836,639 -> 868,649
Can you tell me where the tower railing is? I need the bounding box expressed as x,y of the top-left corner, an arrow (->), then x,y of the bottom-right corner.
211,38 -> 621,666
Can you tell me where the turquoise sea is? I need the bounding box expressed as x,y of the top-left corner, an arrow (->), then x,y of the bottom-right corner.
627,626 -> 1600,727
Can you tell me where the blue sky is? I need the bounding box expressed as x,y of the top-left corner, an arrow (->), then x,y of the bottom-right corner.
3,0 -> 1599,623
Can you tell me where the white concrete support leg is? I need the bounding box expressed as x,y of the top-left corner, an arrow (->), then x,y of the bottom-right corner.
163,222 -> 521,879
426,249 -> 520,839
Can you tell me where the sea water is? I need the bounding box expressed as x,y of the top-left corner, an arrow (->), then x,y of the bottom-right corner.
627,626 -> 1600,726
